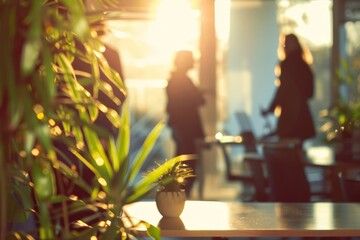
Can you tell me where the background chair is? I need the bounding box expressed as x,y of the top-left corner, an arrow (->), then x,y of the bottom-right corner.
219,111 -> 270,201
338,171 -> 360,202
219,143 -> 254,183
263,140 -> 311,202
335,173 -> 360,240
235,111 -> 258,152
245,154 -> 270,201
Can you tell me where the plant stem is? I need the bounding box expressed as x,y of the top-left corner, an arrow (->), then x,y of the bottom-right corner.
0,140 -> 7,240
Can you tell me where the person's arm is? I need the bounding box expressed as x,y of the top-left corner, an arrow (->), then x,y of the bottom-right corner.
262,81 -> 282,116
262,61 -> 286,116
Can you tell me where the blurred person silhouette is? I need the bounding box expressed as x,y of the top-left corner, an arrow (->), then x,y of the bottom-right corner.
166,50 -> 206,196
261,33 -> 315,147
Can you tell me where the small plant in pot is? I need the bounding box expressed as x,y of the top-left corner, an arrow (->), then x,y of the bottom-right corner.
150,156 -> 195,218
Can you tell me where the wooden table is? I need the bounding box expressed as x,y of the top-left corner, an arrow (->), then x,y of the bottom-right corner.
123,200 -> 360,238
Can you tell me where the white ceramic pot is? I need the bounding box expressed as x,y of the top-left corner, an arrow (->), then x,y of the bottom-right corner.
155,191 -> 186,217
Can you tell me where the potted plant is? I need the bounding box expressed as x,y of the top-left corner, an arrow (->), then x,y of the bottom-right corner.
0,1 -> 186,239
148,157 -> 195,218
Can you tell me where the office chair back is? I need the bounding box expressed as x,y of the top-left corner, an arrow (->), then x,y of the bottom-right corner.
339,172 -> 360,202
219,143 -> 253,183
235,112 -> 258,153
263,140 -> 311,202
235,112 -> 270,200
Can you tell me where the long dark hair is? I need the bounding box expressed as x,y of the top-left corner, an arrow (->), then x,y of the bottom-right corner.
284,33 -> 303,58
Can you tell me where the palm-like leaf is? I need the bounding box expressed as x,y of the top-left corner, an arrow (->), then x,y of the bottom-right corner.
1,0 -> 178,239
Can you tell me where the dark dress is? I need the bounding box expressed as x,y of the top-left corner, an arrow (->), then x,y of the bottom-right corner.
166,71 -> 205,194
268,54 -> 316,141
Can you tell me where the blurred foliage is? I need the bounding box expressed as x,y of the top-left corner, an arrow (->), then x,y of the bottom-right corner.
320,58 -> 360,141
0,0 -> 186,239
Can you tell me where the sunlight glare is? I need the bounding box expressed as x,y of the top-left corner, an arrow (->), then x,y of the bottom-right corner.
313,203 -> 334,229
181,201 -> 230,230
281,0 -> 331,47
148,0 -> 199,53
307,146 -> 334,164
215,0 -> 231,44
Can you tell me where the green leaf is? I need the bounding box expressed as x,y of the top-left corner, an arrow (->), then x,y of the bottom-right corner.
56,53 -> 82,101
85,47 -> 101,99
147,223 -> 161,240
88,104 -> 99,122
41,45 -> 56,100
83,126 -> 113,183
116,103 -> 130,172
104,108 -> 121,128
21,0 -> 42,77
58,107 -> 73,136
98,53 -> 126,92
7,169 -> 33,223
108,138 -> 119,172
69,147 -> 100,180
108,102 -> 130,196
34,123 -> 52,152
61,0 -> 89,41
72,126 -> 85,147
57,162 -> 92,194
33,74 -> 51,111
127,121 -> 165,184
24,130 -> 36,154
8,76 -> 23,129
98,207 -> 123,240
127,155 -> 195,203
32,160 -> 56,201
21,39 -> 41,77
38,201 -> 55,239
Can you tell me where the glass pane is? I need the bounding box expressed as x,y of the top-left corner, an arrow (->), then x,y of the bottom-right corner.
277,0 -> 332,141
104,1 -> 201,169
344,21 -> 360,103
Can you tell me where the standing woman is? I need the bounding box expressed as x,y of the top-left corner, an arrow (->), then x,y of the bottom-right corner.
262,33 -> 316,146
166,50 -> 206,196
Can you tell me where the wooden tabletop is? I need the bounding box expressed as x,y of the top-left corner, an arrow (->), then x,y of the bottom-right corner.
123,200 -> 360,238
